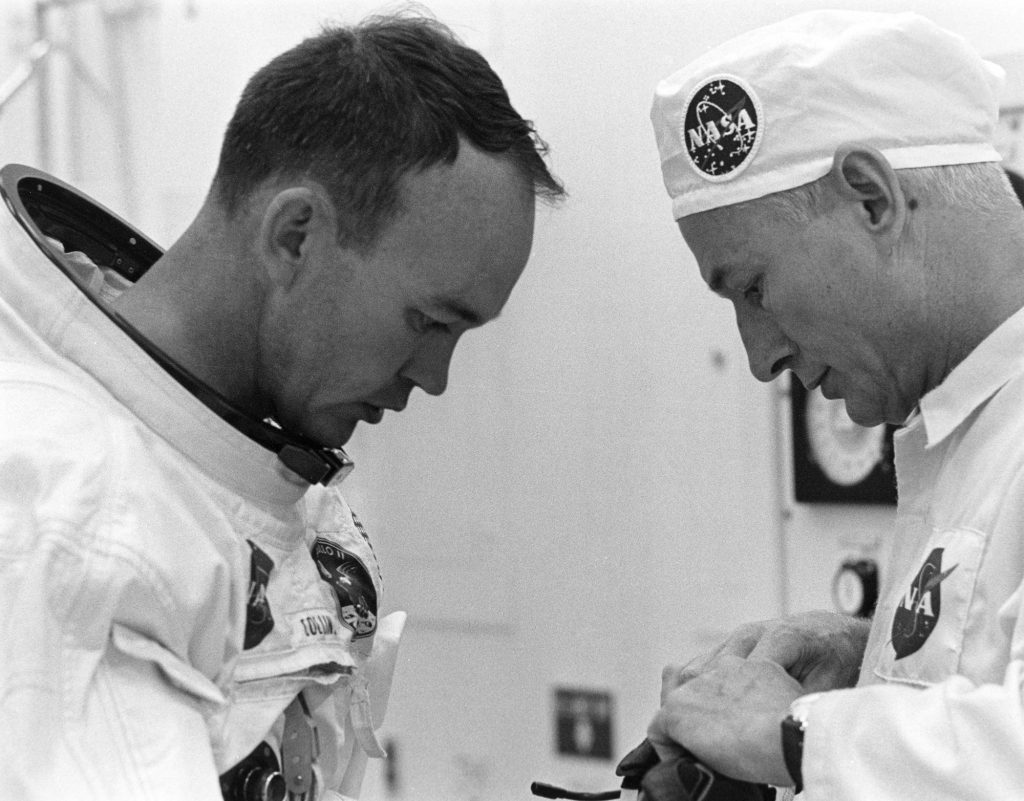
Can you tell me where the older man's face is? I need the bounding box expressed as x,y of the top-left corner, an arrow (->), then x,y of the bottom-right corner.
678,196 -> 925,427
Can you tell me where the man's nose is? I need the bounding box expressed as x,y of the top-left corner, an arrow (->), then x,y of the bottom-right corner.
403,332 -> 459,396
737,307 -> 793,383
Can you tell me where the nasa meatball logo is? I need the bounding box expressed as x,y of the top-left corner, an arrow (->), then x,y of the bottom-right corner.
682,75 -> 762,181
313,538 -> 377,638
244,540 -> 275,650
891,547 -> 958,660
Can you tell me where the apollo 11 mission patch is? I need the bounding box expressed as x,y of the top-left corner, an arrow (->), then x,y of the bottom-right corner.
682,75 -> 762,181
313,537 -> 378,638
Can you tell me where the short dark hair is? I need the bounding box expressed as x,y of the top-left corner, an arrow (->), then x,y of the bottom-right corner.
211,13 -> 564,250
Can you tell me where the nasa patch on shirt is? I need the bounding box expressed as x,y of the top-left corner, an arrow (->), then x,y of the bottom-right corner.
682,74 -> 763,181
874,528 -> 984,685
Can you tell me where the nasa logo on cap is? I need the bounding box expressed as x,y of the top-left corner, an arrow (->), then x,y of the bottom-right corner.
682,74 -> 763,181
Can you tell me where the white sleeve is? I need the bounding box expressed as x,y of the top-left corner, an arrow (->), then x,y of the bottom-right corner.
0,563 -> 228,800
0,379 -> 235,799
0,647 -> 224,800
801,662 -> 1024,800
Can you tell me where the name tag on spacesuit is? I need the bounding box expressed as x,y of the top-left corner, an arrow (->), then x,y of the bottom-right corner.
286,608 -> 343,645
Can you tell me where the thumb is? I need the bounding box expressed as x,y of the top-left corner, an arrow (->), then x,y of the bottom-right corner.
646,709 -> 688,762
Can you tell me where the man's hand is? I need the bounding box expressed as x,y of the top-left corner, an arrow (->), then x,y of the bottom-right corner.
647,655 -> 801,786
660,610 -> 871,703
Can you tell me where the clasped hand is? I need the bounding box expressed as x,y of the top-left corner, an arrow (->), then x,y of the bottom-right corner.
646,611 -> 871,786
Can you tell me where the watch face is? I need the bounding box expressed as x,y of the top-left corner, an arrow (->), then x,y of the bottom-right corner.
790,377 -> 897,504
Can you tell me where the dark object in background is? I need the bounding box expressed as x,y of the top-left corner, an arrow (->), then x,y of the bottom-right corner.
789,377 -> 897,505
531,740 -> 773,801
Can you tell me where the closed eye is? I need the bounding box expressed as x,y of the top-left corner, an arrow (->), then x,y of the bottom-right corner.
407,308 -> 451,335
742,277 -> 764,307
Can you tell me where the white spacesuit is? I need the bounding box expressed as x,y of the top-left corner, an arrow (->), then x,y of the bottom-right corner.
0,164 -> 404,801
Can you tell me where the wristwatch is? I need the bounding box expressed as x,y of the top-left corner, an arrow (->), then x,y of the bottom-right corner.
781,695 -> 816,794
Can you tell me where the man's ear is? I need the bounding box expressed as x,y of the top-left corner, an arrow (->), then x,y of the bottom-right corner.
258,186 -> 337,287
827,143 -> 908,241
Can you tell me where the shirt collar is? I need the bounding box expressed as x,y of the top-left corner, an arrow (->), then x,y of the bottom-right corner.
0,165 -> 356,492
919,304 -> 1024,448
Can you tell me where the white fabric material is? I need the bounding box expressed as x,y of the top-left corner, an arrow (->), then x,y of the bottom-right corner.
0,202 -> 403,799
797,306 -> 1024,800
651,10 -> 1004,219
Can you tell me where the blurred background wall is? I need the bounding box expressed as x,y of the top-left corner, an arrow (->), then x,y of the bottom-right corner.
3,1 -> 1024,798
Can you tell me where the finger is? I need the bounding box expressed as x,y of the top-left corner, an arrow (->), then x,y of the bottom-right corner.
648,735 -> 687,763
716,621 -> 769,658
660,662 -> 687,685
659,662 -> 687,703
746,624 -> 847,689
646,709 -> 689,761
661,651 -> 724,702
747,625 -> 807,670
681,624 -> 770,684
660,648 -> 724,701
664,627 -> 766,697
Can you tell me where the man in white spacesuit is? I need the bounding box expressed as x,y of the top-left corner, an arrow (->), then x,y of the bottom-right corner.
0,13 -> 562,801
647,10 -> 1024,800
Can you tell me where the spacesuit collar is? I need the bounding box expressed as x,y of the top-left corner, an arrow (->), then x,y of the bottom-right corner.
0,163 -> 353,488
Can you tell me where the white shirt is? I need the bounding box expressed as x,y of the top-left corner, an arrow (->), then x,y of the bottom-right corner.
799,306 -> 1024,800
0,198 -> 403,800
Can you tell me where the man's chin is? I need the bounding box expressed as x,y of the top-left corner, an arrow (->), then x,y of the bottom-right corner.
300,416 -> 359,450
843,401 -> 887,429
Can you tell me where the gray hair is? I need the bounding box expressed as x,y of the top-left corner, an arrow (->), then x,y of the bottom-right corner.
751,161 -> 1018,223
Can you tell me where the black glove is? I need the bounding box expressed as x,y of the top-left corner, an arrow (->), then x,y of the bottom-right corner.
615,740 -> 774,801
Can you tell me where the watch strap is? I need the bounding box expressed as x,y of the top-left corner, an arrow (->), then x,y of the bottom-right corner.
780,714 -> 805,794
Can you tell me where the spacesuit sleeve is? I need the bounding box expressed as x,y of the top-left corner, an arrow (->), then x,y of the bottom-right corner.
798,661 -> 1024,800
0,372 -> 240,799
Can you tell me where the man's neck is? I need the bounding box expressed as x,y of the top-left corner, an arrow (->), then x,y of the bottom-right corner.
109,207 -> 267,420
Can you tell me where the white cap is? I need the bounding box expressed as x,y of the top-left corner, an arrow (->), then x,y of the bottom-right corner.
651,10 -> 1005,219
